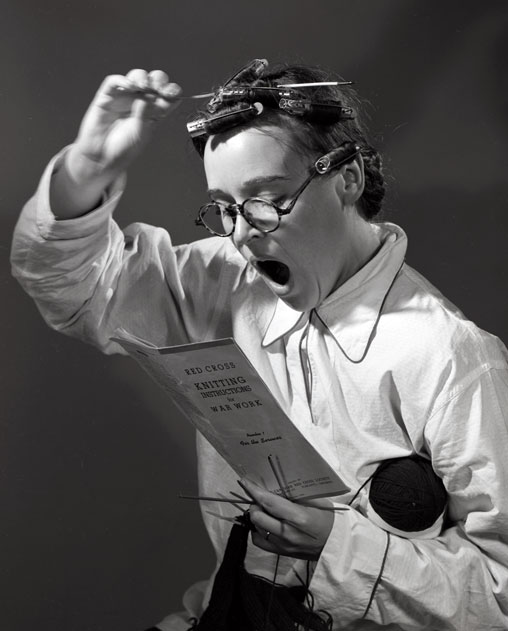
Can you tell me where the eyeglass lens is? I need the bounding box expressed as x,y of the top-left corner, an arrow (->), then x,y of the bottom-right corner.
201,200 -> 280,235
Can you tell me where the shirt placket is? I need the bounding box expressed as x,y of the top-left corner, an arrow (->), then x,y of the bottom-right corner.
285,316 -> 318,429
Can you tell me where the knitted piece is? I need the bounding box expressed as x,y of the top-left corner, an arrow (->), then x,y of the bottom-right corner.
192,516 -> 332,631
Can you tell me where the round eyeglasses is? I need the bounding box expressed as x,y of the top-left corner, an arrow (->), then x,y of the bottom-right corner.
195,169 -> 318,237
194,142 -> 361,237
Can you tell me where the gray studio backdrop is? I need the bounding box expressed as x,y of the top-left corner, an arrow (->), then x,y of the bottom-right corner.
2,1 -> 507,630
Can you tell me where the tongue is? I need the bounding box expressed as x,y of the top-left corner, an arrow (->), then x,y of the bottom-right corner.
258,260 -> 290,285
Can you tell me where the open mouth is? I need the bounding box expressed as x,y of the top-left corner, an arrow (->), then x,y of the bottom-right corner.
255,259 -> 290,286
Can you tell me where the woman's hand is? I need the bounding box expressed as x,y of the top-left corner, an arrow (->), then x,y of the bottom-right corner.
70,69 -> 182,179
51,69 -> 182,218
239,478 -> 335,561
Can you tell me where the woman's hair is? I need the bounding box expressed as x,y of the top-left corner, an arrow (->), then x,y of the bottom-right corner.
191,62 -> 385,220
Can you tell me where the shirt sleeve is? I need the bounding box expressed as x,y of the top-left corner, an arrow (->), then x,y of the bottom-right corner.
310,365 -> 508,630
10,148 -> 239,354
11,150 -> 249,629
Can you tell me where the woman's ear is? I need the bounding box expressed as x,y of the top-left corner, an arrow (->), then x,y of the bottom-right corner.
335,155 -> 365,205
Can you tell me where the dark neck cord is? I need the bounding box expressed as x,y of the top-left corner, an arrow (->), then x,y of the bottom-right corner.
311,259 -> 405,364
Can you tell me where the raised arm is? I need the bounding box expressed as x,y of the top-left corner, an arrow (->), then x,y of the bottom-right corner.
11,70 -> 238,354
50,69 -> 181,218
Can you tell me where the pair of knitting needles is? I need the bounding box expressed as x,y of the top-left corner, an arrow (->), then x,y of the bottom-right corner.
180,488 -> 322,540
178,491 -> 347,512
179,454 -> 347,541
116,81 -> 350,103
180,453 -> 346,513
179,453 -> 288,509
179,488 -> 346,541
181,459 -> 346,516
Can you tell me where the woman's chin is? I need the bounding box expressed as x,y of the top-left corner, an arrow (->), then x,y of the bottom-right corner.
269,281 -> 319,313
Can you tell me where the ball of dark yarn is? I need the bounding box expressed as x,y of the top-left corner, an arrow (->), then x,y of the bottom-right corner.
369,456 -> 447,532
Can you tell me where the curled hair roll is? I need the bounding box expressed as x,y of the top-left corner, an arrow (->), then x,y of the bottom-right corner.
191,62 -> 386,219
360,147 -> 385,220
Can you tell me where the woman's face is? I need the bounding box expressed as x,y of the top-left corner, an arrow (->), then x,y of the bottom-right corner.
203,126 -> 363,312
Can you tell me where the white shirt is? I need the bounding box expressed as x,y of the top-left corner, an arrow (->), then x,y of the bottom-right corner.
11,150 -> 508,630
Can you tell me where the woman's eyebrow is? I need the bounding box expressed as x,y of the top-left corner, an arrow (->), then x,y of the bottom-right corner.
207,174 -> 292,197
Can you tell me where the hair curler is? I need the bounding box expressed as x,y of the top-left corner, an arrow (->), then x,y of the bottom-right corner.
187,102 -> 264,138
314,142 -> 361,174
279,97 -> 355,124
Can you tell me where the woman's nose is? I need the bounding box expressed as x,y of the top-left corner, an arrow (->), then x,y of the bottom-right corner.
232,213 -> 262,248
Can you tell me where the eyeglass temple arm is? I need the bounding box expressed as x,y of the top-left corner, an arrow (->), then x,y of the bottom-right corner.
276,142 -> 361,218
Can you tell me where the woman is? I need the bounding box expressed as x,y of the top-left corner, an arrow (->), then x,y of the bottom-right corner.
11,60 -> 508,630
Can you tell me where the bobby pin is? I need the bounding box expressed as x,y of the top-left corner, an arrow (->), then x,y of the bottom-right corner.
178,493 -> 254,505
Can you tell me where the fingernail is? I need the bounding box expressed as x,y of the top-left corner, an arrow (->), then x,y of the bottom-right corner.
165,85 -> 181,97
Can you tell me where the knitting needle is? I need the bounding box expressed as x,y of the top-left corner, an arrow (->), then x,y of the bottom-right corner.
178,493 -> 254,505
218,492 -> 246,513
277,81 -> 354,87
115,85 -> 214,101
179,493 -> 347,512
204,509 -> 246,526
296,502 -> 349,512
229,490 -> 253,503
115,82 -> 354,103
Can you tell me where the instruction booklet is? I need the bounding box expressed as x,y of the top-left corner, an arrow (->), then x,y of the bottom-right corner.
111,330 -> 349,501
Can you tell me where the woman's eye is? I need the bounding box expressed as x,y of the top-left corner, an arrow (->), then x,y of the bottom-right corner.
258,195 -> 284,206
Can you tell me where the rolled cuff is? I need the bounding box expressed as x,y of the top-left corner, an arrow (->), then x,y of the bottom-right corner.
36,146 -> 127,241
310,505 -> 390,624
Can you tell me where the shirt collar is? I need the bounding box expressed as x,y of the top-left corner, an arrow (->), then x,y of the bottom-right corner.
262,222 -> 407,360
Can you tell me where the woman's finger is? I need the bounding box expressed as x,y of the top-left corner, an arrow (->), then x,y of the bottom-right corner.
251,528 -> 286,554
249,505 -> 293,539
124,70 -> 182,119
148,69 -> 169,90
249,515 -> 318,559
126,68 -> 150,88
94,71 -> 155,111
249,507 -> 298,554
96,74 -> 132,96
158,81 -> 183,101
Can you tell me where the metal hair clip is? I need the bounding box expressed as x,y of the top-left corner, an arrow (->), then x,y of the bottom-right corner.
186,95 -> 354,139
279,96 -> 354,120
207,59 -> 268,113
204,85 -> 354,117
187,58 -> 356,139
315,142 -> 361,174
187,102 -> 264,138
209,86 -> 280,107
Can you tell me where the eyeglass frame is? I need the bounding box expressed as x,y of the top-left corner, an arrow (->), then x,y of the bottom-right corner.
194,142 -> 361,237
195,164 -> 321,237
